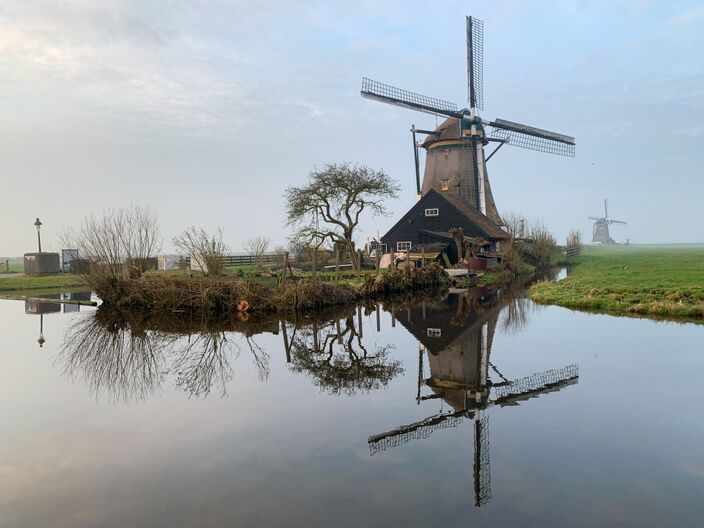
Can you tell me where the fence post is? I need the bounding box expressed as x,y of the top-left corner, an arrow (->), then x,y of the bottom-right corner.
421,248 -> 425,267
376,247 -> 381,276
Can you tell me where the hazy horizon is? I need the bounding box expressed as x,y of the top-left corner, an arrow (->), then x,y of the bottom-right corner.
2,1 -> 703,256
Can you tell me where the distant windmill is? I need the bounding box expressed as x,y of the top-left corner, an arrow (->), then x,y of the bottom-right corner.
589,199 -> 627,244
361,16 -> 575,225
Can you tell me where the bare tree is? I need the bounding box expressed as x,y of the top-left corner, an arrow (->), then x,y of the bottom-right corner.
61,205 -> 161,288
243,236 -> 271,270
285,163 -> 400,271
173,226 -> 229,276
501,211 -> 528,240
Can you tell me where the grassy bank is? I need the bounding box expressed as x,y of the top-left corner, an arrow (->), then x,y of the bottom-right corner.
0,273 -> 86,293
528,245 -> 704,320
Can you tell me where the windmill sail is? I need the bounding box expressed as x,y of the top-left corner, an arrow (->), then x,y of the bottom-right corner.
492,364 -> 579,405
488,118 -> 575,157
467,16 -> 484,111
368,410 -> 466,455
361,77 -> 460,118
474,416 -> 491,506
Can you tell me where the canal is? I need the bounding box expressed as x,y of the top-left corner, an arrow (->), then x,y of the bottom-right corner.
0,286 -> 702,527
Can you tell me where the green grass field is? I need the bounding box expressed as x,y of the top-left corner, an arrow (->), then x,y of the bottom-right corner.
0,273 -> 87,293
528,245 -> 704,320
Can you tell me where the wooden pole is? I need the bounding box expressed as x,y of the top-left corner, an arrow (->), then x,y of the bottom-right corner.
281,251 -> 289,286
334,246 -> 340,283
391,304 -> 396,328
357,250 -> 362,282
421,248 -> 426,267
336,319 -> 342,344
311,247 -> 317,281
376,302 -> 381,332
312,321 -> 319,352
281,321 -> 291,363
357,304 -> 363,338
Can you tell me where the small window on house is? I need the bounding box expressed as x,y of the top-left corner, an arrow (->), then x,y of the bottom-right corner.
424,208 -> 439,217
440,179 -> 450,191
427,328 -> 442,338
397,241 -> 412,252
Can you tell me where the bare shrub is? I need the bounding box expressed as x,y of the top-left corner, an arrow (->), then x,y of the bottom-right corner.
173,227 -> 229,276
61,205 -> 161,292
566,229 -> 583,250
525,219 -> 557,270
243,236 -> 271,269
501,211 -> 528,240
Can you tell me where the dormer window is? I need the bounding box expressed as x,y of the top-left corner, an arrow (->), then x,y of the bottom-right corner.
424,208 -> 439,217
427,328 -> 442,337
440,179 -> 450,191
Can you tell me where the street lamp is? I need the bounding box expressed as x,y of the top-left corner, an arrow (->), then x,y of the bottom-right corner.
34,217 -> 42,253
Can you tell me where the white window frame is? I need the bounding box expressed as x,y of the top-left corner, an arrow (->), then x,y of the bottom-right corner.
424,208 -> 439,217
397,241 -> 412,252
427,328 -> 442,337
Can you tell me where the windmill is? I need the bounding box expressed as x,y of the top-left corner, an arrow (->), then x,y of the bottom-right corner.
589,199 -> 627,244
368,290 -> 579,507
361,16 -> 575,226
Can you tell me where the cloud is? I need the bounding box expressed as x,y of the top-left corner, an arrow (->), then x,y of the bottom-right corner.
670,8 -> 704,27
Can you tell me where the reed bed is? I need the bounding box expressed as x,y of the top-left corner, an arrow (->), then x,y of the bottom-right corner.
94,263 -> 449,316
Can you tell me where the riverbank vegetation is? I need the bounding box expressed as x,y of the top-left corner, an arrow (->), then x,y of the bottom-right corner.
528,245 -> 704,320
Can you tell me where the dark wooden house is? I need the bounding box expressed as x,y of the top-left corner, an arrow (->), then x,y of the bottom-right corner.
381,189 -> 509,264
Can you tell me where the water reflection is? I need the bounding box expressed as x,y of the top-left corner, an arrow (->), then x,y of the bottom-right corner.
60,311 -> 272,401
369,286 -> 579,507
24,292 -> 93,347
59,304 -> 406,402
286,305 -> 403,395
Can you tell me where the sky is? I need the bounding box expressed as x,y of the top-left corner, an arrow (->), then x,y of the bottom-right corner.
1,0 -> 703,256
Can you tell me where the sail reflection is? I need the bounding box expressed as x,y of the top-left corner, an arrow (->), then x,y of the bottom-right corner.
369,286 -> 579,507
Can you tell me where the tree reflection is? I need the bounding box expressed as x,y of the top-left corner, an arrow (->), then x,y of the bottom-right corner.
61,316 -> 170,402
60,310 -> 270,401
288,310 -> 403,396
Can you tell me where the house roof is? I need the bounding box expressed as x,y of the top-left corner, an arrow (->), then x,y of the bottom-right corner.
382,189 -> 509,242
439,192 -> 509,240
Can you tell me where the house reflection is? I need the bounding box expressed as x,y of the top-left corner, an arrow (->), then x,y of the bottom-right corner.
370,287 -> 578,507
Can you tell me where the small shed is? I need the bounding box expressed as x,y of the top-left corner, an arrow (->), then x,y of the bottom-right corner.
23,253 -> 60,274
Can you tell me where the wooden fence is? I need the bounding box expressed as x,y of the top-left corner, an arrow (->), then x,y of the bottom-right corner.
178,254 -> 283,268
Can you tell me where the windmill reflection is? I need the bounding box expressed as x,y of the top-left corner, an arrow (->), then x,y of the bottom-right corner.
368,287 -> 579,507
285,305 -> 403,396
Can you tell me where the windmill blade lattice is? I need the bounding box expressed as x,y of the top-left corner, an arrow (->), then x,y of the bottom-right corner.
361,77 -> 460,118
368,410 -> 466,455
474,415 -> 492,506
488,119 -> 575,157
467,16 -> 484,111
492,364 -> 579,404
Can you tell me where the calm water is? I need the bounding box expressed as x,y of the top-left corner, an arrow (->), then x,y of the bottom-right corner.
1,287 -> 703,527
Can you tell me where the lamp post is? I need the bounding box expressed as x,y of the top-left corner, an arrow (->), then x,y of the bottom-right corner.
37,314 -> 45,348
34,217 -> 42,253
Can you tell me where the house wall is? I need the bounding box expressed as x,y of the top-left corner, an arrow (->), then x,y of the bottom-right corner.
381,192 -> 496,257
